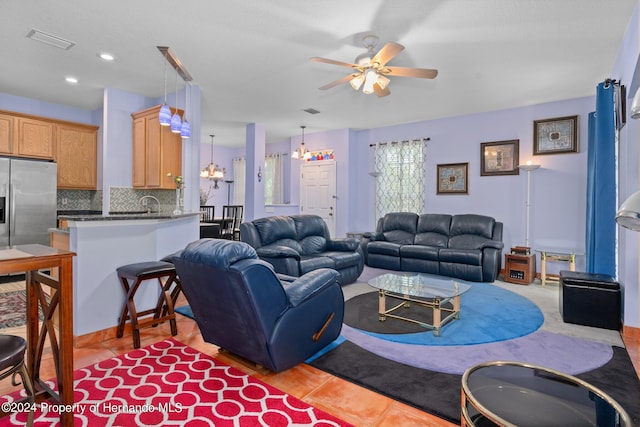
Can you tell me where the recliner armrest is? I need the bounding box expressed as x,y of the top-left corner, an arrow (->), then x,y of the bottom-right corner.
326,238 -> 358,252
481,241 -> 504,250
256,245 -> 301,259
284,268 -> 340,307
367,232 -> 385,241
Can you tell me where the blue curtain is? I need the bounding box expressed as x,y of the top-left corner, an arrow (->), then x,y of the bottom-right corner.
585,82 -> 616,275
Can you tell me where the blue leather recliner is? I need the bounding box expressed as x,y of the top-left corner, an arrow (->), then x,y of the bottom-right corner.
172,239 -> 344,372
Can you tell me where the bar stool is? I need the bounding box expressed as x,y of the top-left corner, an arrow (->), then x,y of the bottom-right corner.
116,261 -> 178,349
0,335 -> 34,426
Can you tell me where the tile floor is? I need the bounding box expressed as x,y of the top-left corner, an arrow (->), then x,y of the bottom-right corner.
0,292 -> 638,427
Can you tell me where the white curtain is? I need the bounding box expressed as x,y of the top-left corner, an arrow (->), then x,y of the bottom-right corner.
232,157 -> 246,205
372,139 -> 427,220
264,153 -> 284,204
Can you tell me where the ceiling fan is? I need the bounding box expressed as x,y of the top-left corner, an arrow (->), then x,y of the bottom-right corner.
311,35 -> 438,97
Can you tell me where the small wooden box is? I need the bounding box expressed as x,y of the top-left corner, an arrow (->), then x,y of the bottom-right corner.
504,253 -> 536,285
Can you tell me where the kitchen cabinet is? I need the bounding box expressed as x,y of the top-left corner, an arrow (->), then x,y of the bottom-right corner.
55,123 -> 98,189
0,113 -> 14,155
16,117 -> 55,159
131,105 -> 183,189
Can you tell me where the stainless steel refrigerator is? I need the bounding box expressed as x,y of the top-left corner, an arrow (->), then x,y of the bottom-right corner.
0,158 -> 57,247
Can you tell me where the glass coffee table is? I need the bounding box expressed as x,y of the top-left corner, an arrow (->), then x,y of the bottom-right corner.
368,272 -> 472,336
461,361 -> 632,426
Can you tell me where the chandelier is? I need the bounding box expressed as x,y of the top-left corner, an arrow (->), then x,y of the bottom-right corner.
200,134 -> 225,188
292,125 -> 311,160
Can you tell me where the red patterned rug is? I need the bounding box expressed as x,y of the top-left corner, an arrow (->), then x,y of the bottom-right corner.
0,339 -> 351,426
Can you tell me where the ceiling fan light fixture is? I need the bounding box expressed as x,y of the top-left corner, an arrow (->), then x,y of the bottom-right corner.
362,70 -> 378,94
376,74 -> 390,90
350,74 -> 365,91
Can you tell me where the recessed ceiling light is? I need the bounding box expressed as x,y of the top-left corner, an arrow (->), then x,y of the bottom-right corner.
65,76 -> 78,84
98,52 -> 115,61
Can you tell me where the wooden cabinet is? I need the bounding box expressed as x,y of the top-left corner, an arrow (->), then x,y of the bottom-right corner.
56,123 -> 99,189
131,105 -> 182,189
16,117 -> 55,159
0,110 -> 99,189
0,113 -> 14,155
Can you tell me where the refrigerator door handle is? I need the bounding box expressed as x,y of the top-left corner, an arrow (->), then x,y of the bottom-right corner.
9,183 -> 15,239
0,184 -> 5,224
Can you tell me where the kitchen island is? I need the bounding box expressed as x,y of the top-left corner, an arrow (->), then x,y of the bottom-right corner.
52,211 -> 199,345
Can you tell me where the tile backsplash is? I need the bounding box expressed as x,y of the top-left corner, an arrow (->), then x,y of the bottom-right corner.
57,187 -> 179,213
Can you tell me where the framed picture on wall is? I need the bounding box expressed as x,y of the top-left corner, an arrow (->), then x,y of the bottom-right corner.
533,115 -> 578,155
480,140 -> 520,176
437,162 -> 468,194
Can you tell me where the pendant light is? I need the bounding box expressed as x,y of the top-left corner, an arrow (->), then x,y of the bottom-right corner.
292,126 -> 311,160
180,82 -> 191,139
200,134 -> 225,188
158,49 -> 172,126
170,70 -> 182,133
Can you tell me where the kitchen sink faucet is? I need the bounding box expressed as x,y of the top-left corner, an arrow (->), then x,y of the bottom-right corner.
139,195 -> 160,214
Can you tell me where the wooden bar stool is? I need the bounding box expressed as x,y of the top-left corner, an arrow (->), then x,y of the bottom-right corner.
116,261 -> 178,349
0,335 -> 35,426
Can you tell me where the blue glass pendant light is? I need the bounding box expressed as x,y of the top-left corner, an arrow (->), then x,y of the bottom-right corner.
180,83 -> 191,138
170,71 -> 182,133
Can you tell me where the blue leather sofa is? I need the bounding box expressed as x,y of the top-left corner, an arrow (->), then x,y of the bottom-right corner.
172,239 -> 344,372
240,215 -> 364,285
362,212 -> 504,282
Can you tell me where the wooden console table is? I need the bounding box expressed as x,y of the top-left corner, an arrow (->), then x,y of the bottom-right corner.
535,248 -> 582,286
0,244 -> 76,426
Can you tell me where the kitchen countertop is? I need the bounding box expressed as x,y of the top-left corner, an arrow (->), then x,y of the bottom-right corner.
58,211 -> 200,221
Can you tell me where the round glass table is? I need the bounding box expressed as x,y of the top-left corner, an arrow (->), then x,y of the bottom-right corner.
461,361 -> 631,427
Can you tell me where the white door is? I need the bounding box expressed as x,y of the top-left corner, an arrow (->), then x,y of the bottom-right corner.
300,161 -> 336,236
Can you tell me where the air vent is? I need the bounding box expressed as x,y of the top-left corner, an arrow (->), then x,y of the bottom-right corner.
26,29 -> 75,50
304,108 -> 321,115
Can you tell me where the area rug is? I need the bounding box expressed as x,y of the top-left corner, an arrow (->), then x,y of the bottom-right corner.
0,289 -> 44,329
308,269 -> 640,425
0,338 -> 351,427
343,283 -> 544,345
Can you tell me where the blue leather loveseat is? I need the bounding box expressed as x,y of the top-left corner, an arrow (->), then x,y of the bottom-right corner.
362,212 -> 504,282
172,239 -> 344,372
240,214 -> 364,285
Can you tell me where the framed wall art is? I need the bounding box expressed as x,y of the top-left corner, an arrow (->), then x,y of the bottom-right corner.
533,115 -> 578,155
480,140 -> 519,176
437,162 -> 468,194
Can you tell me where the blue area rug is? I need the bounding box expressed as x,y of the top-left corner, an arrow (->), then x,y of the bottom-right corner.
346,282 -> 544,346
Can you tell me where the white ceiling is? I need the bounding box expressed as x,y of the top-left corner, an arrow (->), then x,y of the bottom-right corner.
1,0 -> 635,147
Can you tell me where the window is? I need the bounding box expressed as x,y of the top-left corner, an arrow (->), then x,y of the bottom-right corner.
372,139 -> 426,219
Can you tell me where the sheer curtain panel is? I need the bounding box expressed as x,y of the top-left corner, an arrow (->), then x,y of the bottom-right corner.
232,157 -> 246,206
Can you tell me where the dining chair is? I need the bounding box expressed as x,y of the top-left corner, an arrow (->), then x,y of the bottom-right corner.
199,205 -> 215,223
221,205 -> 243,240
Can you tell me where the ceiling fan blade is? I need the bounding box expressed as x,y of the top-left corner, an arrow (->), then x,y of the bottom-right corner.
373,83 -> 390,97
384,66 -> 438,79
371,42 -> 405,67
310,57 -> 358,69
318,74 -> 357,90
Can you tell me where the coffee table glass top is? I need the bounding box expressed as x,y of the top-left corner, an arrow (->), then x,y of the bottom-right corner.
462,362 -> 631,426
368,272 -> 472,299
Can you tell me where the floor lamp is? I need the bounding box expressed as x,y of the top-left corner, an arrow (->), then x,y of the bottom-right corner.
224,180 -> 234,206
517,162 -> 541,247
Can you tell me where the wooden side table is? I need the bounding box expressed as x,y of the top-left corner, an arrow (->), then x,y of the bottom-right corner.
536,248 -> 581,286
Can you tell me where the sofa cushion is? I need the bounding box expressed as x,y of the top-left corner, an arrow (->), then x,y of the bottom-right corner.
399,244 -> 440,261
449,214 -> 495,239
380,212 -> 418,244
322,251 -> 362,269
299,256 -> 335,275
292,215 -> 329,255
367,241 -> 402,257
414,214 -> 451,247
